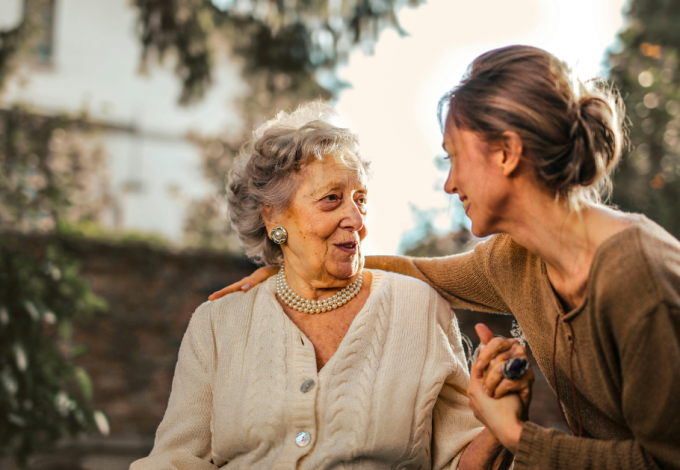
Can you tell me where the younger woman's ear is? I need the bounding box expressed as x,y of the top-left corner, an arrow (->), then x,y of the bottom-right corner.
500,131 -> 523,176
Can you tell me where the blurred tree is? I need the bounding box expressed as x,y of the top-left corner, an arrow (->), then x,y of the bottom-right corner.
608,0 -> 680,238
140,0 -> 426,251
0,0 -> 54,94
135,0 -> 424,104
399,202 -> 478,258
181,133 -> 241,251
403,228 -> 478,258
0,104 -> 112,465
0,237 -> 109,466
0,106 -> 111,234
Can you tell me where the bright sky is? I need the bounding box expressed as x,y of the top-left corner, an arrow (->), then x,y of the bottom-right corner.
334,0 -> 628,256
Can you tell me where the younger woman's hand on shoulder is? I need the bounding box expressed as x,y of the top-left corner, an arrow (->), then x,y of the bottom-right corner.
208,266 -> 279,300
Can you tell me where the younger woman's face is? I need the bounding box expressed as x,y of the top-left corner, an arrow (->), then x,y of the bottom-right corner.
443,123 -> 511,237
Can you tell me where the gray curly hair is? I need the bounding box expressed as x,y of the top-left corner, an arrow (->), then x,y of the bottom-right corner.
226,102 -> 369,266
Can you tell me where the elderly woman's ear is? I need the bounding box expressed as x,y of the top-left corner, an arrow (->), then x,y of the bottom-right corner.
263,206 -> 289,246
262,206 -> 274,232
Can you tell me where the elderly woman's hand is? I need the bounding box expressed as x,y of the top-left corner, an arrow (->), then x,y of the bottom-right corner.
208,266 -> 278,300
468,375 -> 524,454
473,324 -> 534,411
467,323 -> 533,454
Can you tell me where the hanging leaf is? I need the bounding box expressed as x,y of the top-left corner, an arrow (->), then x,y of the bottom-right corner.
22,300 -> 40,321
13,343 -> 28,372
93,410 -> 110,436
74,366 -> 93,401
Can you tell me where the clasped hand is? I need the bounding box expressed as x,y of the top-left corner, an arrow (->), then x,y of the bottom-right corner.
467,324 -> 534,454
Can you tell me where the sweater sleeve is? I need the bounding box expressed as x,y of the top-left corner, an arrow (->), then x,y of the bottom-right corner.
431,294 -> 485,470
514,302 -> 680,470
365,236 -> 510,314
130,301 -> 218,470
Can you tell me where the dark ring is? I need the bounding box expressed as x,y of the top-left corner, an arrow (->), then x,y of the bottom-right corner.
502,358 -> 529,381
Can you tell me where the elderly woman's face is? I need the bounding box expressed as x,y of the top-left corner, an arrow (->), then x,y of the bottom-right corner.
273,155 -> 368,285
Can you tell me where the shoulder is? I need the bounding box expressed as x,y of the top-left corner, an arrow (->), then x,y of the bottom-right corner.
188,299 -> 214,327
472,234 -> 542,296
460,233 -> 539,278
634,217 -> 680,307
191,280 -> 276,336
488,233 -> 538,266
591,216 -> 680,315
208,284 -> 260,314
372,269 -> 455,324
378,268 -> 435,290
374,269 -> 443,303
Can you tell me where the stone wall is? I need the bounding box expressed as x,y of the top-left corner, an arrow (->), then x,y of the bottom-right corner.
6,234 -> 256,469
61,237 -> 255,440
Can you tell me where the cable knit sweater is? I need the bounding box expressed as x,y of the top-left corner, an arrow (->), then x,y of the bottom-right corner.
130,270 -> 484,470
367,215 -> 680,470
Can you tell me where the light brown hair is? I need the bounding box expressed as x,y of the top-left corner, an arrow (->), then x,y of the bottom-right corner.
439,45 -> 626,209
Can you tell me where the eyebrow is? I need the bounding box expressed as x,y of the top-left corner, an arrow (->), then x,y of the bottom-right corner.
311,180 -> 367,198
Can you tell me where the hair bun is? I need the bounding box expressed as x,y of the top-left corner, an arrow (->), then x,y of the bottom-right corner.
565,94 -> 621,188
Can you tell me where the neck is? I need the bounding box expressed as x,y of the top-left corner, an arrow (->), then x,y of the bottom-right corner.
497,188 -> 636,308
496,190 -> 603,308
510,201 -> 596,276
281,263 -> 360,301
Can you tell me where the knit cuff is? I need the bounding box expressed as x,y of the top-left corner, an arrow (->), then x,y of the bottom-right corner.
513,421 -> 544,470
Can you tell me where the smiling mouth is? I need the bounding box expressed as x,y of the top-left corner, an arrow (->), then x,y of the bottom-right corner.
461,198 -> 470,212
335,241 -> 358,253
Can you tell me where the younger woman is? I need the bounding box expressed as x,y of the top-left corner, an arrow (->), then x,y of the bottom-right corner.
212,46 -> 680,469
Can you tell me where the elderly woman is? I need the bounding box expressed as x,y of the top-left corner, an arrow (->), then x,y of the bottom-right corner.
130,103 -> 524,470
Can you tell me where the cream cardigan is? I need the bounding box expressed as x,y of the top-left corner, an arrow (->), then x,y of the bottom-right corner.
130,270 -> 483,470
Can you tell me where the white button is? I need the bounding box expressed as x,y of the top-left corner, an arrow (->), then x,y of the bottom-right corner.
295,431 -> 311,447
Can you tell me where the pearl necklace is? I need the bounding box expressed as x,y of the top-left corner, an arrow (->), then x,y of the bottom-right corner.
276,265 -> 363,314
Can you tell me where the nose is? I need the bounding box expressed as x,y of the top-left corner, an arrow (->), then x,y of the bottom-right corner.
339,198 -> 365,232
444,170 -> 457,195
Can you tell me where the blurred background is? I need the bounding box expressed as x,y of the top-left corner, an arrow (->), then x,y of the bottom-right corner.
1,0 -> 678,468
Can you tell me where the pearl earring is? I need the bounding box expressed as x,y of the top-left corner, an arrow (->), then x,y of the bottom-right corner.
270,226 -> 288,244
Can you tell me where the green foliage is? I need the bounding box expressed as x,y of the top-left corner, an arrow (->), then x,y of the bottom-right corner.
134,0 -> 424,104
0,237 -> 108,465
169,0 -> 428,251
0,17 -> 27,96
608,0 -> 680,237
0,0 -> 54,95
57,219 -> 174,249
0,93 -> 112,468
137,1 -> 428,251
0,105 -> 110,234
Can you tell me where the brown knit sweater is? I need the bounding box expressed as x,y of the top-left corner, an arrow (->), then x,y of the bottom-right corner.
367,215 -> 680,470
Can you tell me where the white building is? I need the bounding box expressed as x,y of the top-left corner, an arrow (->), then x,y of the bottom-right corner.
0,0 -> 245,241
